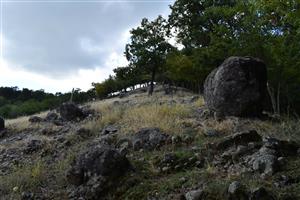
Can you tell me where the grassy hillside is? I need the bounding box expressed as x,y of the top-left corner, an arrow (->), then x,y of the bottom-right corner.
0,88 -> 300,199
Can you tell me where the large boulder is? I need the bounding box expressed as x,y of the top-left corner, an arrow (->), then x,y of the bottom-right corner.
66,145 -> 131,199
58,102 -> 86,121
204,56 -> 267,117
0,117 -> 4,131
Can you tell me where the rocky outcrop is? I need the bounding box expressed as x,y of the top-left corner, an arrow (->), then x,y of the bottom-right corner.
213,131 -> 300,177
66,145 -> 131,199
204,56 -> 267,117
59,102 -> 86,121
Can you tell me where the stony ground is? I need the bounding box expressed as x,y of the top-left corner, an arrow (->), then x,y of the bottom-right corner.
0,86 -> 300,200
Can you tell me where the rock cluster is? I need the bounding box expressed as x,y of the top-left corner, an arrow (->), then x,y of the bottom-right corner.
213,130 -> 299,177
28,103 -> 97,125
156,152 -> 204,173
227,181 -> 275,200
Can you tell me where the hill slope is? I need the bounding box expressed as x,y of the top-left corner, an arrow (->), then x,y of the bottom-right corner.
1,87 -> 300,200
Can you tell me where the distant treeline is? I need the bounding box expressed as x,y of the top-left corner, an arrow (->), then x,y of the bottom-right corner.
93,0 -> 300,115
0,87 -> 96,119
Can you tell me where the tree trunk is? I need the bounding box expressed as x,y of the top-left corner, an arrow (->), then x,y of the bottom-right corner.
149,68 -> 156,96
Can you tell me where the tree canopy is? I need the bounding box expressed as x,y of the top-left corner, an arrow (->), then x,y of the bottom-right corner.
93,0 -> 300,114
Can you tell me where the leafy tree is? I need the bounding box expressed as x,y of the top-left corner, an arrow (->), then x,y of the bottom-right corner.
125,16 -> 174,95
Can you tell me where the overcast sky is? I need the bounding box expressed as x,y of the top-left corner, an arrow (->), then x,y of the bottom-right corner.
0,0 -> 174,93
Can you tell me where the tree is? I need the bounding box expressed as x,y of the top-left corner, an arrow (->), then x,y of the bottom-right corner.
168,0 -> 239,49
125,16 -> 174,95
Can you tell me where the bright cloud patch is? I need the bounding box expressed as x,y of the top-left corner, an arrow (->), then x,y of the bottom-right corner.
1,1 -> 173,92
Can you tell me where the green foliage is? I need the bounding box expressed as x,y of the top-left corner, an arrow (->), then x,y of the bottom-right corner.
92,0 -> 300,113
125,16 -> 174,95
0,87 -> 96,118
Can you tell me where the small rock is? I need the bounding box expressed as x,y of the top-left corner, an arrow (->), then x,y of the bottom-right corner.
132,128 -> 168,151
171,135 -> 182,144
162,166 -> 170,172
185,189 -> 205,200
174,165 -> 181,170
13,186 -> 19,192
179,177 -> 187,183
195,160 -> 204,168
228,181 -> 248,200
0,117 -> 4,130
28,116 -> 43,123
250,187 -> 274,200
189,96 -> 200,103
277,157 -> 286,166
0,129 -> 7,138
138,157 -> 145,162
21,191 -> 34,200
204,129 -> 222,137
45,112 -> 59,122
76,127 -> 92,138
183,135 -> 193,144
112,101 -> 120,106
119,92 -> 129,98
252,154 -> 279,175
101,125 -> 118,135
119,142 -> 130,155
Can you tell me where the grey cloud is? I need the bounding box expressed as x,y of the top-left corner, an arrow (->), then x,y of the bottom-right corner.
2,0 -> 173,78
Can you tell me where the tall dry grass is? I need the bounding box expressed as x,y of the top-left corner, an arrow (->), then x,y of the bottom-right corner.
120,104 -> 192,135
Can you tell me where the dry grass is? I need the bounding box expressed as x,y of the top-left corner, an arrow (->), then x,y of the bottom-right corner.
196,115 -> 300,142
120,104 -> 192,135
199,118 -> 237,135
256,119 -> 300,142
84,101 -> 126,134
193,96 -> 205,107
84,92 -> 195,135
0,160 -> 47,195
5,111 -> 48,132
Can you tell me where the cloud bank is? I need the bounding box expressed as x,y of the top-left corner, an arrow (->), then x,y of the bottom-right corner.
1,0 -> 173,92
